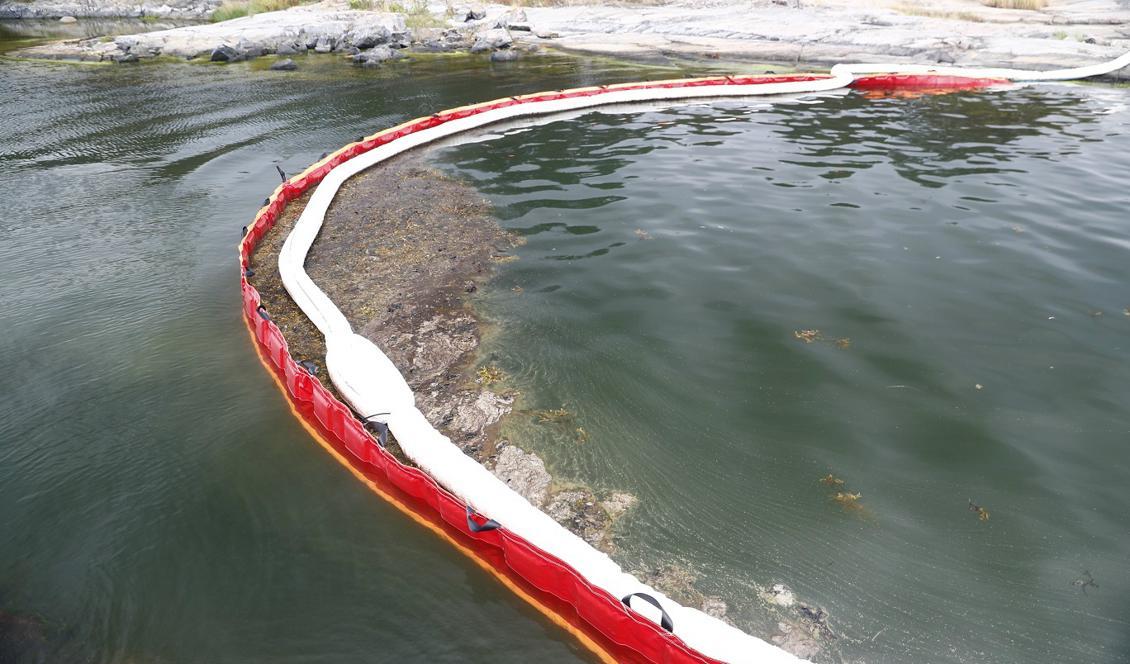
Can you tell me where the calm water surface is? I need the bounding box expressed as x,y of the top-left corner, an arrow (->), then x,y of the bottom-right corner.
0,45 -> 704,663
434,87 -> 1130,663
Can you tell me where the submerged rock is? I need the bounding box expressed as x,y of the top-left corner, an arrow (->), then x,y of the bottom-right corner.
270,58 -> 297,71
492,445 -> 551,507
489,48 -> 519,62
58,15 -> 76,23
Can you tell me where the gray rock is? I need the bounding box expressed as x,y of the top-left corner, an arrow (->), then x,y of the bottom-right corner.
489,48 -> 519,62
492,445 -> 551,507
347,23 -> 391,49
492,8 -> 526,28
114,51 -> 139,63
275,40 -> 303,55
313,36 -> 333,53
210,44 -> 244,62
470,28 -> 511,53
456,4 -> 485,21
270,57 -> 297,70
533,29 -> 559,39
58,15 -> 76,23
352,44 -> 401,66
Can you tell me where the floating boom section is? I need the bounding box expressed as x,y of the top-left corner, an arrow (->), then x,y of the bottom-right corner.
241,54 -> 1129,664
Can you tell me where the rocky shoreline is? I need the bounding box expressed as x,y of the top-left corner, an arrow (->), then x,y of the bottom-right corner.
5,0 -> 1129,77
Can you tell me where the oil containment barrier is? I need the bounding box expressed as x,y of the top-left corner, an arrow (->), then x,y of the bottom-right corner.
239,53 -> 1129,664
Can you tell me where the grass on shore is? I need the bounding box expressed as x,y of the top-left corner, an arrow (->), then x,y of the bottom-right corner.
980,0 -> 1047,9
894,4 -> 984,22
349,0 -> 446,27
211,0 -> 313,22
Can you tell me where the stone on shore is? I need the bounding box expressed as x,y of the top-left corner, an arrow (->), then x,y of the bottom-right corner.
270,58 -> 297,71
210,44 -> 245,63
58,15 -> 76,23
352,44 -> 401,67
471,28 -> 511,53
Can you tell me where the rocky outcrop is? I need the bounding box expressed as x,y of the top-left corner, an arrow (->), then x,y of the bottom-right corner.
0,0 -> 221,19
15,3 -> 410,62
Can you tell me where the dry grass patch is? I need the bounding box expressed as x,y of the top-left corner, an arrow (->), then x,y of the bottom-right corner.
981,0 -> 1046,9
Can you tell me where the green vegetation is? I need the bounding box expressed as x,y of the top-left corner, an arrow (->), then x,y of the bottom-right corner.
211,0 -> 311,23
345,0 -> 445,27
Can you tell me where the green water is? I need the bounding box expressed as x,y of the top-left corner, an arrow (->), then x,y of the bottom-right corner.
0,45 -> 720,662
433,88 -> 1130,663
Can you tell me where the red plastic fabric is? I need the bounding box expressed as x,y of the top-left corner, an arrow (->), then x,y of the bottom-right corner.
850,74 -> 1008,90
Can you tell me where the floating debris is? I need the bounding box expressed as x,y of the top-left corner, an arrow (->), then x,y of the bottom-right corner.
575,427 -> 589,444
975,383 -> 983,390
794,329 -> 850,349
1124,308 -> 1130,317
1090,310 -> 1103,318
535,406 -> 572,424
511,285 -> 523,294
794,329 -> 821,344
819,474 -> 845,487
634,228 -> 652,240
476,365 -> 505,386
834,491 -> 862,507
1071,570 -> 1098,594
968,499 -> 990,522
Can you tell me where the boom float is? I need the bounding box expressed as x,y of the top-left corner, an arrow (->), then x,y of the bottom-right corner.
239,53 -> 1129,663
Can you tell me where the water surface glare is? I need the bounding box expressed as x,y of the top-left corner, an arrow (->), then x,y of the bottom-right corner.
433,86 -> 1130,664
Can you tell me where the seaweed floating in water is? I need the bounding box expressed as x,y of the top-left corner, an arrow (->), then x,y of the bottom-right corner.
634,228 -> 652,240
793,329 -> 850,349
834,491 -> 862,508
476,366 -> 505,386
574,427 -> 589,444
968,499 -> 990,522
535,406 -> 573,424
1071,570 -> 1098,594
819,473 -> 845,487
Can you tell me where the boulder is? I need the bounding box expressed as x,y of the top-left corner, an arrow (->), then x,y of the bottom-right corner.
470,28 -> 511,53
275,40 -> 304,55
352,44 -> 401,66
455,4 -> 485,21
313,36 -> 334,53
346,23 -> 391,49
210,44 -> 245,62
59,15 -> 76,23
270,57 -> 297,70
492,8 -> 526,28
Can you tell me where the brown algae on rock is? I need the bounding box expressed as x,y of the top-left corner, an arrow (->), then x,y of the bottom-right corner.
247,151 -> 637,550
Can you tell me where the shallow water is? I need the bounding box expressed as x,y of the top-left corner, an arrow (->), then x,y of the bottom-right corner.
0,48 -> 716,663
433,87 -> 1130,663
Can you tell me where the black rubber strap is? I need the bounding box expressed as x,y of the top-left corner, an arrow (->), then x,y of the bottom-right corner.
243,268 -> 255,278
275,165 -> 286,182
465,505 -> 500,533
298,360 -> 317,375
362,415 -> 390,447
256,305 -> 270,321
621,593 -> 674,632
241,225 -> 248,237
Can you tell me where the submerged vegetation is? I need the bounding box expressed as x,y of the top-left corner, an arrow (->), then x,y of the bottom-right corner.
476,365 -> 505,386
793,329 -> 851,349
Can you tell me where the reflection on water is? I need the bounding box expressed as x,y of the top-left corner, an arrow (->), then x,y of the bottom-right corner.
437,86 -> 1130,664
